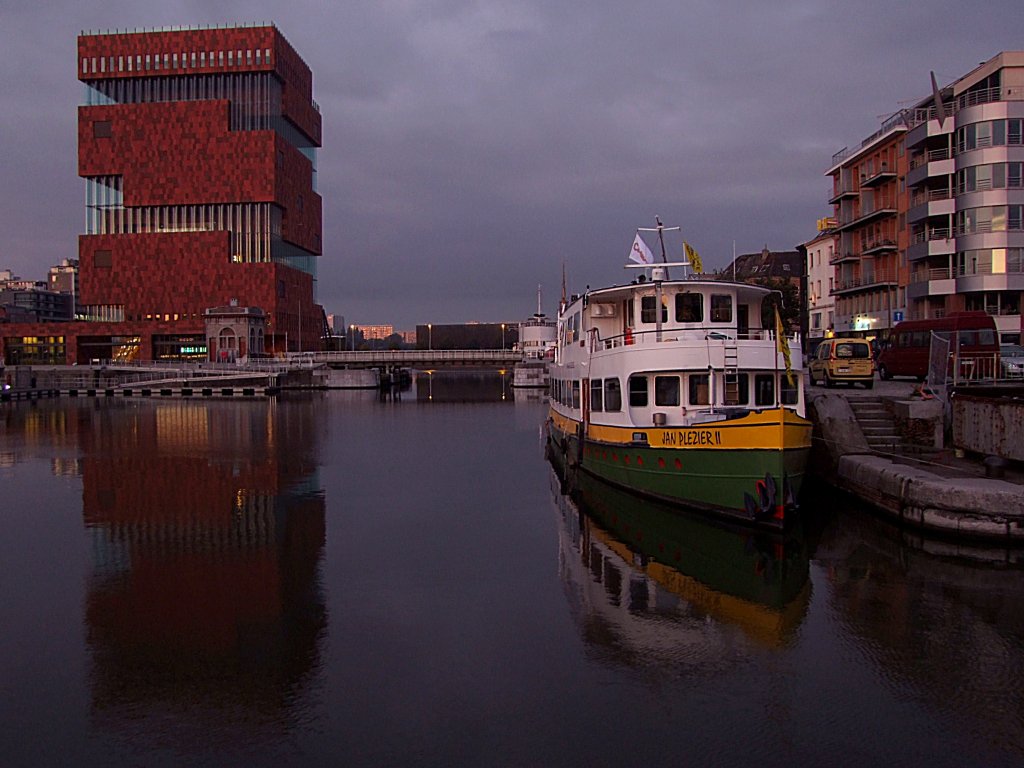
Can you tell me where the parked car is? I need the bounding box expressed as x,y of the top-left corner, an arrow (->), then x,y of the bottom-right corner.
1001,344 -> 1024,378
876,312 -> 999,381
809,338 -> 875,388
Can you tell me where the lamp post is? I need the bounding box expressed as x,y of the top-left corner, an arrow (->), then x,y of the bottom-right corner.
428,323 -> 432,351
349,324 -> 355,351
501,323 -> 506,350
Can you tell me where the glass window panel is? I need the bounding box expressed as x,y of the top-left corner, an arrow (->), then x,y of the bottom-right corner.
754,374 -> 774,406
724,373 -> 749,406
675,292 -> 703,322
604,379 -> 622,411
590,379 -> 603,412
628,375 -> 648,407
688,374 -> 710,405
654,376 -> 680,406
710,294 -> 732,323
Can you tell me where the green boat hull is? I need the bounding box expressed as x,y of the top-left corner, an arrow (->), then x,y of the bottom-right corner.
549,422 -> 809,531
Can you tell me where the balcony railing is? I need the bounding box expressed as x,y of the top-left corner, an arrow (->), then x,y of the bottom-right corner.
911,227 -> 952,244
834,271 -> 899,292
910,267 -> 953,282
904,87 -> 1007,130
831,112 -> 908,166
909,147 -> 951,170
862,238 -> 898,254
910,188 -> 952,206
861,164 -> 897,187
829,250 -> 860,264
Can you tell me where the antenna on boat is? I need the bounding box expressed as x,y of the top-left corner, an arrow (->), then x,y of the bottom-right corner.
656,215 -> 668,264
637,217 -> 682,282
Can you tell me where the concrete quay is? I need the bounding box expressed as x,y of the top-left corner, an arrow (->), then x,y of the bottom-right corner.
809,384 -> 1024,541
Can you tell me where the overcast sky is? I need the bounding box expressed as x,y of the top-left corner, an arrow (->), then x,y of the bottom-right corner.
2,1 -> 1023,329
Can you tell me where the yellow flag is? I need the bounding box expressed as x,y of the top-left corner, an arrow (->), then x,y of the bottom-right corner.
775,306 -> 795,387
684,242 -> 703,274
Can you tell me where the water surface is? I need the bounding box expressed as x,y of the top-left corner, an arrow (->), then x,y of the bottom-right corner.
1,382 -> 1023,767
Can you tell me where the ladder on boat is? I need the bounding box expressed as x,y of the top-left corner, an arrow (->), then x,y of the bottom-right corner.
724,343 -> 740,403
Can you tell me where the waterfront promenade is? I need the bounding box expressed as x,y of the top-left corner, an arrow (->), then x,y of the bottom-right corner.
808,376 -> 1024,540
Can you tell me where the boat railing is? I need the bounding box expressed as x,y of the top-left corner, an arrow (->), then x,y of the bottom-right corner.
590,327 -> 799,351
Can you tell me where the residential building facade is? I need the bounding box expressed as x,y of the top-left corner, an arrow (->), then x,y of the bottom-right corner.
804,223 -> 837,349
904,52 -> 1024,344
826,116 -> 908,340
827,51 -> 1024,345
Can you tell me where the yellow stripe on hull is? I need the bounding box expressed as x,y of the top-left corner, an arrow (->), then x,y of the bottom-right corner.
549,408 -> 812,451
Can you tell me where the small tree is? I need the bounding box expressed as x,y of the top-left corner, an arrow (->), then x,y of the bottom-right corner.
759,277 -> 800,331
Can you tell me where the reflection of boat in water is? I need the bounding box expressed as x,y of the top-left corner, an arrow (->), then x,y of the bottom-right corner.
547,220 -> 811,529
512,285 -> 556,389
553,467 -> 810,654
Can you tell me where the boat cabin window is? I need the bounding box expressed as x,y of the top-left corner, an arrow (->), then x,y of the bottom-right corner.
755,374 -> 774,406
781,377 -> 799,405
572,380 -> 580,409
710,294 -> 732,323
628,375 -> 648,407
654,375 -> 680,406
640,295 -> 667,324
724,373 -> 749,406
688,374 -> 710,405
605,378 -> 622,411
675,293 -> 703,323
590,379 -> 603,412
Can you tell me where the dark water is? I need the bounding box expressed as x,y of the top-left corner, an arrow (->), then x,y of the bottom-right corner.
2,377 -> 1024,767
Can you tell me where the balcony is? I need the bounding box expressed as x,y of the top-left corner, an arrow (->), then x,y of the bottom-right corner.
829,250 -> 860,265
909,188 -> 952,207
860,164 -> 897,187
908,148 -> 950,170
833,271 -> 899,295
834,205 -> 898,232
911,227 -> 952,244
862,239 -> 898,256
911,266 -> 952,282
828,184 -> 859,204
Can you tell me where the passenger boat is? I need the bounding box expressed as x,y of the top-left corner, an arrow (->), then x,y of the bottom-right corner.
512,285 -> 557,389
547,221 -> 811,530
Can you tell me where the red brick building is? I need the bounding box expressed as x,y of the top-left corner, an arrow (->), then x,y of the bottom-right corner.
1,24 -> 323,364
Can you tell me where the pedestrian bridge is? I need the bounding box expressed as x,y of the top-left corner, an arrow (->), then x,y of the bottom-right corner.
288,349 -> 522,369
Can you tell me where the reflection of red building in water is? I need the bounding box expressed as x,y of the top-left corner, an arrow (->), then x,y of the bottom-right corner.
75,399 -> 326,732
0,24 -> 323,365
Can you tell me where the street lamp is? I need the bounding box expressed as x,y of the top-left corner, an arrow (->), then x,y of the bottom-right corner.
349,324 -> 355,351
428,323 -> 432,351
501,323 -> 506,350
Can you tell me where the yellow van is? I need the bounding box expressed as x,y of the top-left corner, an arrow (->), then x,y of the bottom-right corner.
809,338 -> 874,389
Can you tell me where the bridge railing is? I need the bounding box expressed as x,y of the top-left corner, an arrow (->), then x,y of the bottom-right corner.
296,349 -> 520,365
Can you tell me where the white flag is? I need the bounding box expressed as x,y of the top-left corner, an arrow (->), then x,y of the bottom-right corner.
629,234 -> 654,265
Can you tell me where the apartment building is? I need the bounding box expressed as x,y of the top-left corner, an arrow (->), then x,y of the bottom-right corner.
904,52 -> 1024,343
827,51 -> 1024,344
826,115 -> 908,340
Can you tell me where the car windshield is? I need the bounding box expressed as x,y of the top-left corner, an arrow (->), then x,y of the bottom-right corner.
1001,344 -> 1024,357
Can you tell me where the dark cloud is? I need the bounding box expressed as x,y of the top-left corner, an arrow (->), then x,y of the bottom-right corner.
3,0 -> 1024,328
